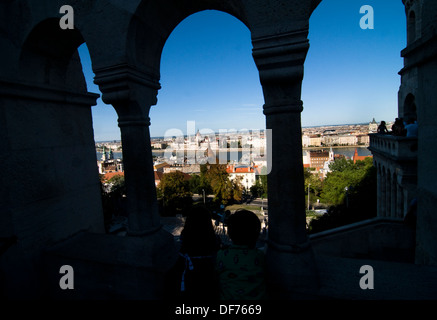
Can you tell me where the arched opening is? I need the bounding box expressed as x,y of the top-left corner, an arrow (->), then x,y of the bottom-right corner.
153,10 -> 264,215
77,43 -> 126,232
154,10 -> 263,137
408,10 -> 416,44
77,44 -> 120,141
304,2 -> 406,127
404,93 -> 417,121
20,18 -> 86,90
302,2 -> 405,224
15,19 -> 105,248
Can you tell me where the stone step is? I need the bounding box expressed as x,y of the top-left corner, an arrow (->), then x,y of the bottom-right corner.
314,254 -> 437,300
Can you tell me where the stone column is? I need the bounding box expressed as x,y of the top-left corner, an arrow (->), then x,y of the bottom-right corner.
397,182 -> 404,218
115,105 -> 161,235
95,66 -> 162,235
381,167 -> 387,217
391,175 -> 398,218
386,170 -> 392,218
252,30 -> 319,298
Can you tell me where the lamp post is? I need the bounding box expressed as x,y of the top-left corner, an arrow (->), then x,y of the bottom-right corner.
345,186 -> 349,208
202,188 -> 205,204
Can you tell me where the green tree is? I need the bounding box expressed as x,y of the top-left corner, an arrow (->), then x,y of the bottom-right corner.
100,174 -> 127,231
309,157 -> 377,233
206,164 -> 242,205
328,157 -> 355,172
231,176 -> 244,203
107,175 -> 126,197
158,171 -> 193,216
304,168 -> 322,197
321,158 -> 374,206
251,167 -> 268,199
189,164 -> 213,195
250,179 -> 263,198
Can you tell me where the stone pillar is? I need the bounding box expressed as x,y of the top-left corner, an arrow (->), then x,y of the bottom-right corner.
252,30 -> 319,298
397,182 -> 404,218
115,105 -> 161,235
95,66 -> 161,235
391,174 -> 397,218
92,66 -> 178,298
386,170 -> 392,218
381,167 -> 387,217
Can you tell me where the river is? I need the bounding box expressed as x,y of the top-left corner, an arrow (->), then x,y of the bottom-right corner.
96,146 -> 372,162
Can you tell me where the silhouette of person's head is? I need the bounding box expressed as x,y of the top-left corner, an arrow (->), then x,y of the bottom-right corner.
180,205 -> 218,256
227,209 -> 261,248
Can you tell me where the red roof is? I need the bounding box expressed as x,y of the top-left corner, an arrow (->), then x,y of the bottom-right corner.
103,171 -> 124,181
154,171 -> 164,181
226,165 -> 254,173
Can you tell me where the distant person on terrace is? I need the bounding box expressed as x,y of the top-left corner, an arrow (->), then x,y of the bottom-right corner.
377,121 -> 389,134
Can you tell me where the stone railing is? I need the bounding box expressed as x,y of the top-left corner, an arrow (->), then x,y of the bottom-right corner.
368,133 -> 417,161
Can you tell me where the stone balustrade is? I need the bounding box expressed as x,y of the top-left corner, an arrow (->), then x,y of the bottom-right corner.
369,133 -> 417,219
369,133 -> 417,161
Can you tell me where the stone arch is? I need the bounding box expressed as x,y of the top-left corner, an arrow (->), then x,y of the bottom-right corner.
89,0 -> 324,297
155,9 -> 256,123
404,93 -> 417,121
9,15 -> 104,252
19,18 -> 87,91
126,1 -> 249,78
408,10 -> 417,44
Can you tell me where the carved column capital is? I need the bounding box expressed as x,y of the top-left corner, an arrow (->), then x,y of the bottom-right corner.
94,64 -> 160,122
252,29 -> 310,84
253,29 -> 309,116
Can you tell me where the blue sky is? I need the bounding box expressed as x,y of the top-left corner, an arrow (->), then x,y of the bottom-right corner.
79,0 -> 406,141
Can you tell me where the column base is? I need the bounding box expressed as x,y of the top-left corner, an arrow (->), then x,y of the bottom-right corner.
42,229 -> 178,299
266,242 -> 320,299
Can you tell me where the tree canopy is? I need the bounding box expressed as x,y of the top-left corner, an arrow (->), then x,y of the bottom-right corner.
157,171 -> 193,215
206,164 -> 243,205
308,157 -> 377,233
321,157 -> 375,206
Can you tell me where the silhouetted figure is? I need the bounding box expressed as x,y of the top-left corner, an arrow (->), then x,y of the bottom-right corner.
405,117 -> 418,137
377,121 -> 389,134
165,205 -> 220,301
391,118 -> 406,136
216,210 -> 266,300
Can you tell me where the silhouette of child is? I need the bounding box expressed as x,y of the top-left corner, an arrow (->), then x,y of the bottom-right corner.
216,209 -> 266,300
165,205 -> 221,301
391,118 -> 406,136
378,121 -> 389,134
